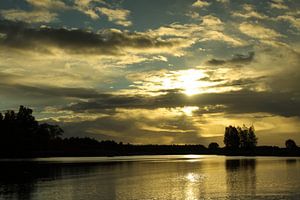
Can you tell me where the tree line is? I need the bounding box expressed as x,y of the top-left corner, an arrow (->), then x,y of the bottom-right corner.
0,106 -> 208,157
0,106 -> 63,152
223,125 -> 257,150
0,106 -> 299,157
208,125 -> 298,150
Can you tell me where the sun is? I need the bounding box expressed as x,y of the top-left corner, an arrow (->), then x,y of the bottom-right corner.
159,68 -> 217,96
177,69 -> 206,96
181,106 -> 199,116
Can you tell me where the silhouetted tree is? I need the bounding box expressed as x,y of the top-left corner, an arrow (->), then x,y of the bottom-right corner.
1,106 -> 298,157
0,105 -> 63,153
248,125 -> 257,148
237,125 -> 257,149
285,139 -> 297,149
208,142 -> 219,150
237,126 -> 248,149
224,125 -> 257,150
38,123 -> 63,139
224,126 -> 240,149
4,110 -> 16,121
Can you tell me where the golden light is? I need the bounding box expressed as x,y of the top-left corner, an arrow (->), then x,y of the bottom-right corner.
183,155 -> 203,159
160,69 -> 219,96
185,172 -> 201,183
181,106 -> 199,116
126,68 -> 228,96
177,69 -> 206,96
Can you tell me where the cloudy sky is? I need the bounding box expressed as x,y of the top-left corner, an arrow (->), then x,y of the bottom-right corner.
0,0 -> 299,146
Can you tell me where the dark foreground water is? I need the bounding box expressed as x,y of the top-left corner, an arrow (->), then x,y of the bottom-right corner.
0,155 -> 300,200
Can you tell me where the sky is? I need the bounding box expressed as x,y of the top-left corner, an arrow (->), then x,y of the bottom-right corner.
0,0 -> 299,146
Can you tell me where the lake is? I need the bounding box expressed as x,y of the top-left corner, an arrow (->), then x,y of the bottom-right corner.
0,155 -> 299,200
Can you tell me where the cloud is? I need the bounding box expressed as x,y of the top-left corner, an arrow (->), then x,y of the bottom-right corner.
0,9 -> 57,23
201,15 -> 223,27
64,89 -> 300,118
269,0 -> 288,10
0,68 -> 268,114
216,0 -> 230,4
150,18 -> 245,47
186,14 -> 223,27
0,78 -> 107,109
1,84 -> 103,99
60,45 -> 300,118
26,0 -> 68,10
277,15 -> 300,31
201,30 -> 245,46
192,0 -> 210,8
73,0 -> 100,19
1,0 -> 132,26
97,7 -> 132,26
186,14 -> 245,46
73,0 -> 132,26
40,105 -> 208,144
239,22 -> 282,40
206,52 -> 255,66
232,4 -> 269,19
0,20 -> 189,56
0,0 -> 299,146
49,107 -> 209,144
149,23 -> 204,38
185,11 -> 200,20
0,0 -> 69,23
45,105 -> 300,146
33,80 -> 300,145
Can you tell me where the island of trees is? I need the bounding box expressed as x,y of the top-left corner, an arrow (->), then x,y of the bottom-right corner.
0,106 -> 299,158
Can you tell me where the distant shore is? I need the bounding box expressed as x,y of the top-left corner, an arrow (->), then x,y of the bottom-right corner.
1,106 -> 299,159
1,145 -> 300,158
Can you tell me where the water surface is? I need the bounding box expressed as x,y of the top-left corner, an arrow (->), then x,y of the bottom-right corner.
0,155 -> 299,200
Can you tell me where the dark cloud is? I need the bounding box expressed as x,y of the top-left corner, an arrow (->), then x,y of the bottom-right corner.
46,112 -> 207,144
66,91 -> 188,111
206,52 -> 255,66
0,82 -> 104,99
66,90 -> 300,117
0,72 -> 21,82
0,82 -> 112,110
0,20 -> 180,55
1,76 -> 298,118
199,91 -> 300,117
199,76 -> 267,88
215,76 -> 267,88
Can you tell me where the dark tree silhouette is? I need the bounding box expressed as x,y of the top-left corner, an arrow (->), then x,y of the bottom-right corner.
208,142 -> 219,149
0,105 -> 63,154
237,125 -> 257,149
0,106 -> 298,157
224,126 -> 240,149
224,125 -> 257,150
248,126 -> 257,148
38,123 -> 63,140
285,139 -> 297,149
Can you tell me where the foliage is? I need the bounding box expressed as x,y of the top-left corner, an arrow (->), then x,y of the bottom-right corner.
0,105 -> 63,152
224,125 -> 257,150
208,142 -> 219,149
224,126 -> 240,149
285,139 -> 297,149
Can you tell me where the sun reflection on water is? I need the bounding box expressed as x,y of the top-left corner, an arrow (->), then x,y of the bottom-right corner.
186,173 -> 200,183
183,155 -> 203,159
184,172 -> 205,200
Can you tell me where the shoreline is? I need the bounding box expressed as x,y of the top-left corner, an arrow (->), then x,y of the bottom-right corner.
1,150 -> 300,159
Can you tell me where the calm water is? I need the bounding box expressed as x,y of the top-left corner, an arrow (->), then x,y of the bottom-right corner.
0,155 -> 300,200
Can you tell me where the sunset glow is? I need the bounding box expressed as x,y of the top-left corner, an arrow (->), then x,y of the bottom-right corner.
0,0 -> 299,146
